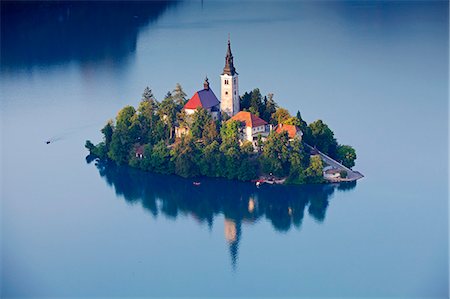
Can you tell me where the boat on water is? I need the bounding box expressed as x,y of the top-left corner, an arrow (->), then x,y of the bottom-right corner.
193,182 -> 201,186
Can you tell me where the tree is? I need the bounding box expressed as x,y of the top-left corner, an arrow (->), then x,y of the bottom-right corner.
142,86 -> 156,102
250,88 -> 263,116
271,108 -> 291,125
220,120 -> 241,150
158,92 -> 178,140
262,93 -> 277,122
336,145 -> 357,168
203,119 -> 219,144
191,107 -> 212,140
295,110 -> 311,142
172,83 -> 187,107
304,155 -> 324,183
308,120 -> 338,157
261,131 -> 290,177
198,140 -> 221,177
101,120 -> 114,149
108,106 -> 137,164
286,138 -> 307,184
283,116 -> 301,127
240,91 -> 252,110
171,136 -> 199,177
150,140 -> 171,174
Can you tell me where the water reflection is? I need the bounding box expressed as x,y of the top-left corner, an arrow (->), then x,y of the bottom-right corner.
1,1 -> 176,70
92,160 -> 356,269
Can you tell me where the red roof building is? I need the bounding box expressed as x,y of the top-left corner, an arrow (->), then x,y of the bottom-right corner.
229,111 -> 271,147
183,78 -> 220,115
274,123 -> 303,140
230,111 -> 267,128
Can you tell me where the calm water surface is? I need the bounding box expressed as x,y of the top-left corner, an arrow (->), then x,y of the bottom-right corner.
1,1 -> 448,298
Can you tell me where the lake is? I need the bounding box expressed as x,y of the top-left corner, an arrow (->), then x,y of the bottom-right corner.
1,1 -> 448,298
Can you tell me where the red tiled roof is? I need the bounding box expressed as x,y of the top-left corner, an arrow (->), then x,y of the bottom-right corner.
274,124 -> 301,139
135,145 -> 145,155
230,111 -> 267,128
184,88 -> 220,110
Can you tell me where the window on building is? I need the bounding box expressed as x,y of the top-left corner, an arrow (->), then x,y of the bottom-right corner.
225,91 -> 228,95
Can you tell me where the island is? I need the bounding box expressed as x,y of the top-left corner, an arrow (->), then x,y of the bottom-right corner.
86,38 -> 362,185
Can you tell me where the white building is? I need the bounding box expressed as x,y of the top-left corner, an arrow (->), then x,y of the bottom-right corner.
229,111 -> 272,147
220,38 -> 240,117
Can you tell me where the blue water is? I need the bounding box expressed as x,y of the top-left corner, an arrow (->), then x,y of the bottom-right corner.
1,1 -> 448,298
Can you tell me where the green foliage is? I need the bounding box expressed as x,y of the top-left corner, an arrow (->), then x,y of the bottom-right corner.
304,155 -> 324,183
87,85 -> 356,185
261,131 -> 290,177
203,119 -> 219,144
191,108 -> 212,140
250,88 -> 263,116
198,140 -> 222,177
308,120 -> 338,157
107,106 -> 137,164
339,170 -> 348,178
142,86 -> 156,102
283,116 -> 301,127
220,120 -> 241,150
158,92 -> 178,140
271,107 -> 291,125
171,136 -> 199,178
240,91 -> 252,110
172,83 -> 187,107
85,140 -> 107,159
337,145 -> 357,168
101,120 -> 114,148
262,93 -> 277,122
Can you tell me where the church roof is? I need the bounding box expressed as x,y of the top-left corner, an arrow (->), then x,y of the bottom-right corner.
274,124 -> 302,139
222,38 -> 237,76
230,111 -> 267,128
184,81 -> 220,110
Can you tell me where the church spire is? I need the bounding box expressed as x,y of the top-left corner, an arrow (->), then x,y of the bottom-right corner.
223,36 -> 237,76
203,76 -> 210,90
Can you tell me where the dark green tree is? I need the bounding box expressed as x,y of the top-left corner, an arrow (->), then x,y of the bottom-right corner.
304,155 -> 324,183
261,131 -> 290,177
262,93 -> 277,122
172,83 -> 187,107
336,145 -> 357,168
240,91 -> 252,110
158,92 -> 178,140
308,120 -> 338,157
191,108 -> 212,140
108,106 -> 137,164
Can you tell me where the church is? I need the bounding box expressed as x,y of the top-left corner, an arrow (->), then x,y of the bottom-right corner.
175,38 -> 273,146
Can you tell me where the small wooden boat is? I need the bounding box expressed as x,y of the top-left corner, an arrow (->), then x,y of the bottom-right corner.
46,140 -> 51,144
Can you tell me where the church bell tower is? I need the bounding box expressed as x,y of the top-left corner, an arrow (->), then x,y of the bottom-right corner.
220,38 -> 239,117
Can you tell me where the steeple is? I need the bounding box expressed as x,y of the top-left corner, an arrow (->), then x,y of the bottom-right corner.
222,36 -> 237,76
203,76 -> 210,90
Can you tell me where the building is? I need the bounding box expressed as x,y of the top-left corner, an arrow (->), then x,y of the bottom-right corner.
274,123 -> 303,141
183,77 -> 221,120
230,111 -> 272,146
220,38 -> 239,117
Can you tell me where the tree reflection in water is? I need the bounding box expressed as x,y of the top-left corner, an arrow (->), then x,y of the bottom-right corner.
93,160 -> 357,269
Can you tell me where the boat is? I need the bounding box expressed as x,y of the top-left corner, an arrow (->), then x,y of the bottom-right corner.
46,140 -> 51,144
193,182 -> 201,186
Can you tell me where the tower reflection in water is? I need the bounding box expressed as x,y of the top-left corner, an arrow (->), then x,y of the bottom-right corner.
93,160 -> 356,269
